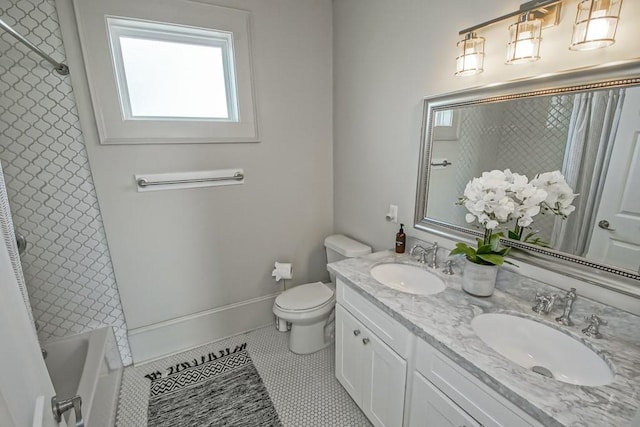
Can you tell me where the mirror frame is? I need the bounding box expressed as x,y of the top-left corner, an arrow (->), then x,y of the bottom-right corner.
415,60 -> 640,293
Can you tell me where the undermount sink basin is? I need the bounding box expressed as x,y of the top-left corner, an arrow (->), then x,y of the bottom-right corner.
369,263 -> 445,296
472,313 -> 613,386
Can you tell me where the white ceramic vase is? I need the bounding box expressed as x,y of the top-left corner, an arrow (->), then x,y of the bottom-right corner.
462,259 -> 499,297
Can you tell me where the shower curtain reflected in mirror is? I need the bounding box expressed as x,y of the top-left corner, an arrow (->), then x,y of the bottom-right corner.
552,89 -> 625,255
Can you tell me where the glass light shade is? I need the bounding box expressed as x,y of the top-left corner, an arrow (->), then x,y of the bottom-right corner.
506,14 -> 542,64
570,0 -> 623,51
455,32 -> 485,76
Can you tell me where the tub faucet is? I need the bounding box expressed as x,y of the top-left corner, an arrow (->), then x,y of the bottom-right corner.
556,288 -> 577,326
410,243 -> 438,268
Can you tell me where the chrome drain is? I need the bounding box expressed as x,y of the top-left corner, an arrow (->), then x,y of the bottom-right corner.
531,365 -> 553,378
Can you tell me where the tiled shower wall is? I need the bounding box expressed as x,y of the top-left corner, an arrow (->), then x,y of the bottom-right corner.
454,97 -> 571,243
0,0 -> 132,365
494,96 -> 571,242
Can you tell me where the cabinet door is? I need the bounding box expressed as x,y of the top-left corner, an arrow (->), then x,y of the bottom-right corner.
408,371 -> 481,427
361,325 -> 407,427
335,305 -> 364,404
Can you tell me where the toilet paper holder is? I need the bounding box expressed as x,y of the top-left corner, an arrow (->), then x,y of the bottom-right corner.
272,262 -> 293,289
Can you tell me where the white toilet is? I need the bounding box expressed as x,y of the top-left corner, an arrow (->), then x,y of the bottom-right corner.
273,234 -> 371,354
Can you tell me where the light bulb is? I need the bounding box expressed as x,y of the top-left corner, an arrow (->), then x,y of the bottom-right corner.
506,14 -> 542,64
455,32 -> 484,76
586,17 -> 610,40
570,0 -> 623,51
515,34 -> 534,59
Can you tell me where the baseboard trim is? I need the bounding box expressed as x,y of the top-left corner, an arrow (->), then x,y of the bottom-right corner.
128,293 -> 279,364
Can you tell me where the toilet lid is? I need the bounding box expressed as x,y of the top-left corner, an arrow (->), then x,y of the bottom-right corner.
275,282 -> 334,311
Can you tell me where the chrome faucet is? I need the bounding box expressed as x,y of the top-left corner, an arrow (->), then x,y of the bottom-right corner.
532,293 -> 560,315
582,314 -> 606,338
556,288 -> 577,326
410,242 -> 438,268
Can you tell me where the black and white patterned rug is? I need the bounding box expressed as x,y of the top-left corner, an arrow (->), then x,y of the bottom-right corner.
146,343 -> 282,427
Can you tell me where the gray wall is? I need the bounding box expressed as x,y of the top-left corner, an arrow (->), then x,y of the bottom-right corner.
59,0 -> 334,361
0,0 -> 131,364
1,0 -> 334,364
333,0 -> 640,252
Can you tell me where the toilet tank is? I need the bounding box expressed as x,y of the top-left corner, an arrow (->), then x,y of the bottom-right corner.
324,235 -> 371,283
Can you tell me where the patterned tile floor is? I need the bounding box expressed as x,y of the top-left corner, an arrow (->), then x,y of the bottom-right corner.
116,326 -> 371,426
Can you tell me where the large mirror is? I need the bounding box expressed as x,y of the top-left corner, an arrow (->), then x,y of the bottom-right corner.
415,61 -> 640,284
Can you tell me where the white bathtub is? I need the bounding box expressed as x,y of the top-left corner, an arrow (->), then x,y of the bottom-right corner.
43,327 -> 123,427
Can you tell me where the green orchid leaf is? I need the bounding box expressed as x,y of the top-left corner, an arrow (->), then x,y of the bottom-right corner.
476,244 -> 494,254
450,243 -> 476,261
453,242 -> 472,251
508,230 -> 520,240
477,253 -> 504,266
449,247 -> 465,256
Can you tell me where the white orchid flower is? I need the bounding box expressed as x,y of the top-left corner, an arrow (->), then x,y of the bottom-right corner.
530,171 -> 578,217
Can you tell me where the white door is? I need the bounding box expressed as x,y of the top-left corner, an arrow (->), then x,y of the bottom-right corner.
587,87 -> 640,272
0,234 -> 64,427
408,372 -> 480,427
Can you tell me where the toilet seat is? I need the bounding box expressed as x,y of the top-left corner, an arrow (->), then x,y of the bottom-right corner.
275,282 -> 334,312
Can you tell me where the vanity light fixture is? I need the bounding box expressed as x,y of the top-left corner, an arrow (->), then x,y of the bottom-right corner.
455,0 -> 566,75
506,13 -> 543,64
569,0 -> 623,51
455,32 -> 485,76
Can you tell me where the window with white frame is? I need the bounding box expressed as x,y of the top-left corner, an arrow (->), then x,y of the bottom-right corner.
107,18 -> 238,121
71,0 -> 258,144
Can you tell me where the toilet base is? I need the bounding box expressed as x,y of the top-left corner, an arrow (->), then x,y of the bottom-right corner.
289,319 -> 332,355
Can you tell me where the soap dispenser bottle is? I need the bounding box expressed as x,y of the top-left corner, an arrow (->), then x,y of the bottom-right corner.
395,224 -> 406,253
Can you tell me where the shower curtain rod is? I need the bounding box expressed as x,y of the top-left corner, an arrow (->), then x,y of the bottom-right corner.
0,17 -> 69,75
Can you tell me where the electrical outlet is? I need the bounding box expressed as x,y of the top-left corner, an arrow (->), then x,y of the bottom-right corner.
386,204 -> 398,223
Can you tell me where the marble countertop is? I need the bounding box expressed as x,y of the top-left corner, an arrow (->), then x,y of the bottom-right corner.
328,250 -> 640,427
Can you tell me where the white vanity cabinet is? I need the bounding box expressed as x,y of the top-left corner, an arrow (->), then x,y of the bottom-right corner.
335,280 -> 412,427
408,370 -> 481,427
408,338 -> 542,427
335,279 -> 544,427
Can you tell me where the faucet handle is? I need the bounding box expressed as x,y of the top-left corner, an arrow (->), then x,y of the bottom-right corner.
533,293 -> 559,314
585,314 -> 607,326
582,314 -> 606,338
409,244 -> 420,256
547,294 -> 560,310
532,293 -> 550,314
410,244 -> 425,262
442,259 -> 455,275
